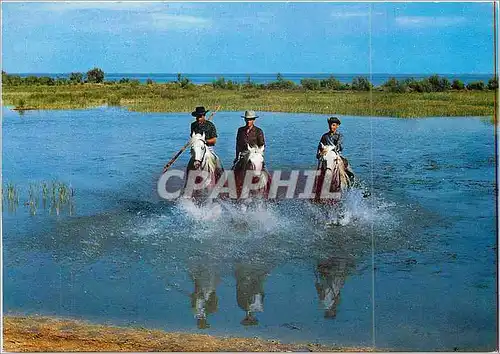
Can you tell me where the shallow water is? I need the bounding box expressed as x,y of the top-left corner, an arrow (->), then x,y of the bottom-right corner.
3,107 -> 496,351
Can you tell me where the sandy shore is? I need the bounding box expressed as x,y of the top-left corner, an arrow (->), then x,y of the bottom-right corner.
3,316 -> 375,352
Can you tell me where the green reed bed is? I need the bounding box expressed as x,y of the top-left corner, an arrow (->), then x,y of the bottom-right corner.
3,181 -> 75,216
2,83 -> 495,117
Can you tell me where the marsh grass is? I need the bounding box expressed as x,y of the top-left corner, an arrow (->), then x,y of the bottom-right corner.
3,84 -> 495,117
4,181 -> 74,216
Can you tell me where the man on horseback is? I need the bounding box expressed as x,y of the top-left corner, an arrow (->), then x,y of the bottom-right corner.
316,116 -> 355,182
191,106 -> 217,147
233,110 -> 265,169
187,106 -> 223,188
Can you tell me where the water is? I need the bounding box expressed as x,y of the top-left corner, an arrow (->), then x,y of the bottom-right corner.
2,107 -> 496,351
14,72 -> 494,86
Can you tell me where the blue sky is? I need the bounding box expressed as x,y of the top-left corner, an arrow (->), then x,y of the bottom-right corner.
1,1 -> 495,74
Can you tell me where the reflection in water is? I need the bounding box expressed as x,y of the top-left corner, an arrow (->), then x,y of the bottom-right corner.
189,265 -> 220,329
314,254 -> 355,319
235,263 -> 269,326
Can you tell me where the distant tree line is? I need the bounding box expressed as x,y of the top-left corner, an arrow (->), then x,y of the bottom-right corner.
2,69 -> 498,92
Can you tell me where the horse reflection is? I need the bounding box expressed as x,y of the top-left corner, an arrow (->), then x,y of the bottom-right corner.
235,263 -> 269,326
314,255 -> 355,318
189,265 -> 220,329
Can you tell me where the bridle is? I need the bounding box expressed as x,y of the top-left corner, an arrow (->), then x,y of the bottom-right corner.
192,139 -> 207,168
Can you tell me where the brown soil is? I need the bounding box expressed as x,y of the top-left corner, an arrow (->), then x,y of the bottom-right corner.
3,316 -> 375,352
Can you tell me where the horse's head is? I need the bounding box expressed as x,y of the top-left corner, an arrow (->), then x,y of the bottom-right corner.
246,144 -> 265,175
320,143 -> 340,172
190,132 -> 206,169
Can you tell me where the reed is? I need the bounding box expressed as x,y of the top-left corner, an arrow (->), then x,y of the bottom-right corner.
2,84 -> 495,117
3,181 -> 75,216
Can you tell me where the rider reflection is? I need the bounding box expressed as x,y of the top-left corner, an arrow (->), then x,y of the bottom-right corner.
235,263 -> 268,326
314,255 -> 355,318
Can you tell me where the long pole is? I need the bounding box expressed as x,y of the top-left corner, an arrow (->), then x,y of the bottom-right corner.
162,105 -> 221,173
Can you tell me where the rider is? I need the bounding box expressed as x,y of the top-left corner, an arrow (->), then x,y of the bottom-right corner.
189,106 -> 223,180
233,110 -> 265,169
316,116 -> 355,182
190,106 -> 217,147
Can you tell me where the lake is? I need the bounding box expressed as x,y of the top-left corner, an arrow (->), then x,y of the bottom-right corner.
2,106 -> 496,351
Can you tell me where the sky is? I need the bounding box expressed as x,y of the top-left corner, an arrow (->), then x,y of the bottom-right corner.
1,1 -> 495,74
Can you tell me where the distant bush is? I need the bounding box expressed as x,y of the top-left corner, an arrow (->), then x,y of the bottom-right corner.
428,74 -> 450,92
146,78 -> 154,85
243,76 -> 258,89
300,78 -> 321,90
382,77 -> 409,93
351,76 -> 372,91
267,73 -> 296,90
487,78 -> 498,90
55,78 -> 68,86
451,79 -> 465,90
2,72 -> 23,86
38,76 -> 55,86
119,78 -> 130,84
320,76 -> 347,90
176,74 -> 192,89
69,72 -> 84,84
467,81 -> 485,90
213,77 -> 227,89
86,67 -> 105,83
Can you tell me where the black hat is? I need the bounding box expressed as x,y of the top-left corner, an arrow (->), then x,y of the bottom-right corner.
327,117 -> 341,125
192,106 -> 210,117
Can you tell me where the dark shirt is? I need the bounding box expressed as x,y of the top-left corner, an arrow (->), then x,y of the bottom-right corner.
191,120 -> 217,146
316,131 -> 343,159
236,125 -> 265,158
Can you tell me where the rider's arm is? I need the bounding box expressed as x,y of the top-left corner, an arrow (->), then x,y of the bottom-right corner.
235,129 -> 242,160
316,135 -> 326,159
336,133 -> 343,153
257,128 -> 265,148
206,123 -> 218,146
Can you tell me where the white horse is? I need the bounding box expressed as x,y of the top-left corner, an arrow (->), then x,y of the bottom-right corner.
186,132 -> 223,195
314,143 -> 350,201
233,145 -> 270,198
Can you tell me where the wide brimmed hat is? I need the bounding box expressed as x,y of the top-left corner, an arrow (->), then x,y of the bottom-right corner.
192,106 -> 210,117
327,116 -> 341,125
242,110 -> 259,120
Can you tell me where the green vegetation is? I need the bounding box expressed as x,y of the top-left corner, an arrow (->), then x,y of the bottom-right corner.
3,181 -> 75,216
2,70 -> 496,117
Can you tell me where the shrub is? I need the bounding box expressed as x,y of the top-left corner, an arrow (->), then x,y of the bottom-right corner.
320,76 -> 346,90
146,78 -> 154,85
467,81 -> 485,90
487,78 -> 498,90
38,76 -> 55,86
267,73 -> 296,90
86,67 -> 105,83
69,72 -> 84,84
382,77 -> 409,93
213,77 -> 227,89
300,78 -> 321,90
55,78 -> 68,85
243,76 -> 257,89
119,78 -> 130,84
427,74 -> 450,92
351,76 -> 372,91
451,79 -> 465,90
